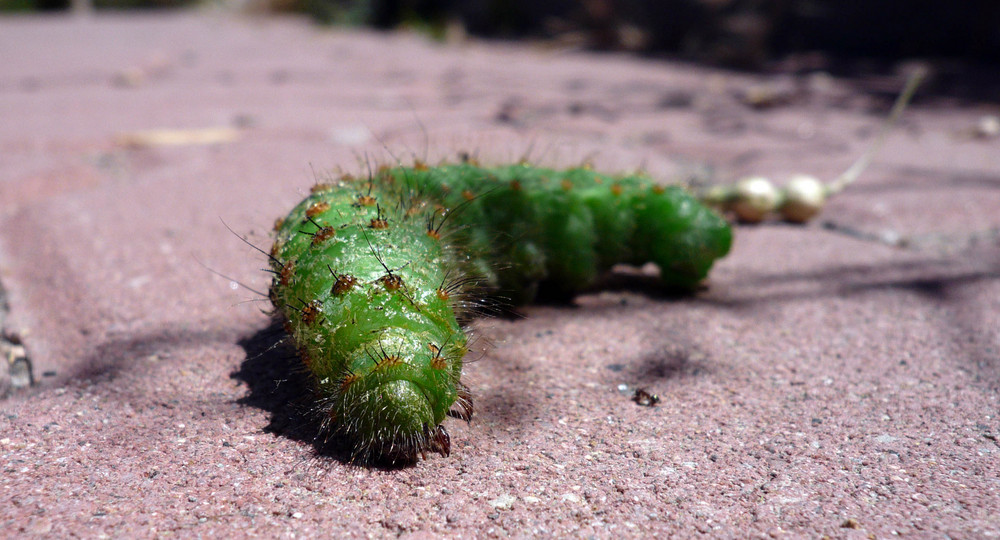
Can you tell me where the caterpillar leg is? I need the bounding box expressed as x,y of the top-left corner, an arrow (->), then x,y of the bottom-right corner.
427,424 -> 451,458
449,381 -> 474,421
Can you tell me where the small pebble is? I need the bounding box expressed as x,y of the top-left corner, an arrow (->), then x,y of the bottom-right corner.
489,495 -> 516,510
975,115 -> 1000,139
841,518 -> 861,529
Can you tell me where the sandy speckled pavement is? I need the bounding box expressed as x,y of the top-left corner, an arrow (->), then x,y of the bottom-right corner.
1,12 -> 999,538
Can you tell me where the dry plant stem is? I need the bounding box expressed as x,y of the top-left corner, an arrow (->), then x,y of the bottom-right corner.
826,68 -> 927,196
699,68 -> 926,224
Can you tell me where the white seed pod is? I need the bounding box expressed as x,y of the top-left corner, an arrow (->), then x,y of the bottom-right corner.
779,174 -> 827,223
731,176 -> 780,223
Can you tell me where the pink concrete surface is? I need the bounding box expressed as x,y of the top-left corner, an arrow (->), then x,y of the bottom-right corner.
2,12 -> 999,538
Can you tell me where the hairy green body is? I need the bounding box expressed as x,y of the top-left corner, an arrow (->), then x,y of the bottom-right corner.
384,163 -> 733,300
269,162 -> 732,463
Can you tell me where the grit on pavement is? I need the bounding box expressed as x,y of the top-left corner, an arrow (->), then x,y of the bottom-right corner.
1,11 -> 999,538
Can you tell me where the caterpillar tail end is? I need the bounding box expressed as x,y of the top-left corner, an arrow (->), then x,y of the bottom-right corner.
332,376 -> 464,466
655,216 -> 734,291
363,424 -> 451,466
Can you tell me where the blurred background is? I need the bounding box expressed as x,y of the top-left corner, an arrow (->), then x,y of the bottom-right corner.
4,0 -> 1000,72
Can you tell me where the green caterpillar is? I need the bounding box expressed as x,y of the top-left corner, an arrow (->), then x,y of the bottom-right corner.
268,161 -> 732,464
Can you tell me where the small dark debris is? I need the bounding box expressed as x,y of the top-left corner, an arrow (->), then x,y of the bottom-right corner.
841,518 -> 862,529
606,363 -> 625,372
632,388 -> 660,407
2,338 -> 34,392
658,90 -> 694,109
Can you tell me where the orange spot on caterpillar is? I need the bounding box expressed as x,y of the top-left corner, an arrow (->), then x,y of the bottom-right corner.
339,372 -> 360,391
331,274 -> 358,295
651,185 -> 665,195
279,260 -> 296,286
357,194 -> 376,206
273,217 -> 285,232
374,348 -> 404,369
426,228 -> 441,240
380,274 -> 404,291
385,355 -> 403,368
301,299 -> 322,325
306,201 -> 331,218
560,179 -> 573,191
509,180 -> 522,191
429,343 -> 448,370
436,287 -> 449,301
461,190 -> 475,201
610,183 -> 623,196
311,226 -> 336,245
369,204 -> 389,229
310,183 -> 334,194
413,160 -> 429,171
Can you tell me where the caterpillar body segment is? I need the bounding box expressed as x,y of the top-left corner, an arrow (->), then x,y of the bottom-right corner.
270,182 -> 469,463
382,163 -> 733,299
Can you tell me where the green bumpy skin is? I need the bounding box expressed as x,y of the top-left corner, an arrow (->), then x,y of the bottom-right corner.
270,183 -> 471,463
269,162 -> 732,463
380,163 -> 733,302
